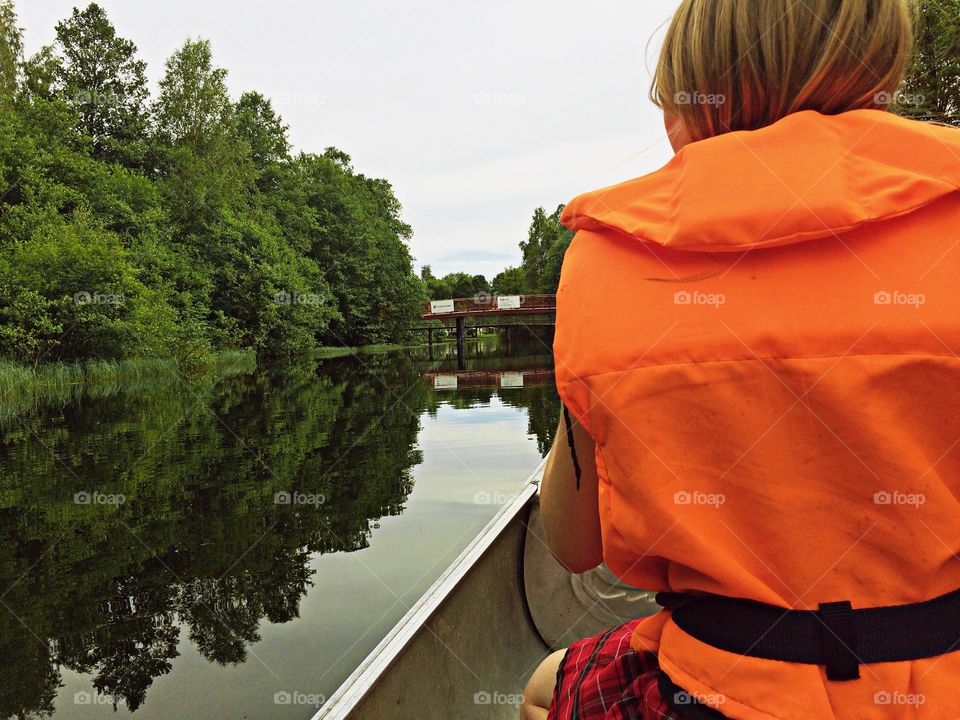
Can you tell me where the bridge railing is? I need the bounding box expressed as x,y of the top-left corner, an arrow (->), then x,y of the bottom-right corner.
422,294 -> 556,317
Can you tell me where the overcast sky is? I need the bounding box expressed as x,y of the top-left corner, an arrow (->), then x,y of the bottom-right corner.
19,0 -> 680,279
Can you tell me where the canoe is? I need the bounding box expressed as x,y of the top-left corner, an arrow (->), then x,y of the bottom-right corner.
312,460 -> 659,720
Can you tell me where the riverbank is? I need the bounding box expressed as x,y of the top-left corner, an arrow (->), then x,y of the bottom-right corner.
310,339 -> 462,360
0,341 -> 447,423
0,334 -> 499,424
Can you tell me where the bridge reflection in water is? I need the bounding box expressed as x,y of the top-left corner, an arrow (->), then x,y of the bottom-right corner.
425,368 -> 555,391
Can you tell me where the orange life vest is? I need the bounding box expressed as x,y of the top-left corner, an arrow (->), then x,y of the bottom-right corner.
554,109 -> 960,720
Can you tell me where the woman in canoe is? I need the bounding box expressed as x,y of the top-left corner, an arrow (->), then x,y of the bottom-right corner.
522,0 -> 960,719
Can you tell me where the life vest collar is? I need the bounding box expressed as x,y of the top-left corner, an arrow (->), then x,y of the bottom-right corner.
562,110 -> 960,253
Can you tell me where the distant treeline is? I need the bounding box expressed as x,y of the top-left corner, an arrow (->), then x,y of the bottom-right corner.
421,204 -> 573,301
0,2 -> 424,367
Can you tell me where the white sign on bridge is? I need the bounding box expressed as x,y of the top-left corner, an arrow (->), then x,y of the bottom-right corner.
430,299 -> 456,314
434,375 -> 458,390
496,295 -> 522,310
500,372 -> 524,389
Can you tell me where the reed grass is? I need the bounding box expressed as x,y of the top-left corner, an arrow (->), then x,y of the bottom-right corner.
310,341 -> 448,360
0,351 -> 257,424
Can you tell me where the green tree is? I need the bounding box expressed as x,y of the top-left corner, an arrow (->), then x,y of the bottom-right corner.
21,46 -> 59,100
419,269 -> 490,300
154,38 -> 232,153
297,149 -> 420,345
235,91 -> 290,172
53,3 -> 149,164
0,0 -> 21,100
519,204 -> 572,294
899,0 -> 960,125
492,266 -> 524,295
153,38 -> 248,226
1,214 -> 178,363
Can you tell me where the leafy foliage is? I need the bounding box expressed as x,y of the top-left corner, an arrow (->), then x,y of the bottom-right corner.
491,266 -> 524,295
0,3 -> 425,366
900,0 -> 960,125
419,265 -> 490,300
0,0 -> 19,99
518,204 -> 572,294
53,3 -> 149,164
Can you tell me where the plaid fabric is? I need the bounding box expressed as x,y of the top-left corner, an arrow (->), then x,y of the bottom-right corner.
547,619 -> 688,720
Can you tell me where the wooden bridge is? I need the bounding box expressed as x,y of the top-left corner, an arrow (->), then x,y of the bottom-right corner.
420,294 -> 556,320
416,294 -> 557,368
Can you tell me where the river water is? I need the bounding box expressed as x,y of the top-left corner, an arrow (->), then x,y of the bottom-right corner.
0,336 -> 557,720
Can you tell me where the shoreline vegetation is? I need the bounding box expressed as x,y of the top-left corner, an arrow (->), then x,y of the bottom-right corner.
0,351 -> 256,423
0,336 -> 474,422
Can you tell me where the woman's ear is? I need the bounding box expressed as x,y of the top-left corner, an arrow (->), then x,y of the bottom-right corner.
664,112 -> 690,153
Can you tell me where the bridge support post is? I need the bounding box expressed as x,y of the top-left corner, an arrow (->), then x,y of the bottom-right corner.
427,328 -> 433,360
456,317 -> 466,370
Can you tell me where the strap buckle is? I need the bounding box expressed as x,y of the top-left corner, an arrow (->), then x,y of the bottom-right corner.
818,601 -> 861,681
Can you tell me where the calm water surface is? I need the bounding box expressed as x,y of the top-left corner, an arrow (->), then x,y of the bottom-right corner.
0,337 -> 558,719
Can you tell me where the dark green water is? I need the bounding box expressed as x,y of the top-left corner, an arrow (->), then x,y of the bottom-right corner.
0,336 -> 558,720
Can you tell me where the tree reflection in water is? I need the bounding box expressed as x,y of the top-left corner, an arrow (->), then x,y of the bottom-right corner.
0,338 -> 559,718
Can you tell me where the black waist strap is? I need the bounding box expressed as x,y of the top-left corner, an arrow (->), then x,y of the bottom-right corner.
664,588 -> 960,682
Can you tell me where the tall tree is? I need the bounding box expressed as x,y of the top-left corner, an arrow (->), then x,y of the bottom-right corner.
54,3 -> 149,163
0,0 -> 21,100
519,205 -> 572,294
154,38 -> 231,153
153,38 -> 249,229
899,0 -> 960,125
234,91 -> 290,170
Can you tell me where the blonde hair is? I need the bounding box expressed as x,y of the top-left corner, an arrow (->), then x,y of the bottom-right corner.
651,0 -> 916,143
